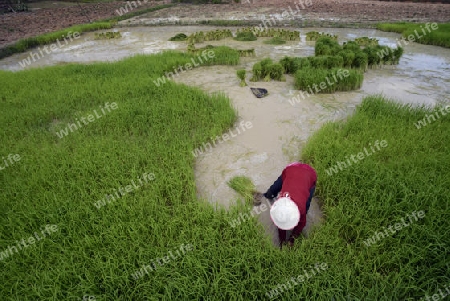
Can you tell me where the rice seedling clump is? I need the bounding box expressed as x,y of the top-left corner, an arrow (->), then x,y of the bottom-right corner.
306,31 -> 338,41
228,176 -> 256,203
187,29 -> 233,43
234,31 -> 257,41
294,68 -> 363,93
169,33 -> 187,41
237,27 -> 300,40
264,37 -> 287,45
354,37 -> 379,46
94,31 -> 121,40
315,37 -> 342,56
237,69 -> 247,86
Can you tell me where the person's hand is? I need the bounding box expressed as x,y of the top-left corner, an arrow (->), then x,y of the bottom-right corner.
252,192 -> 264,206
263,192 -> 276,205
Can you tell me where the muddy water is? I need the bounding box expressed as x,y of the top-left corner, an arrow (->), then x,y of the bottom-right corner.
2,26 -> 449,246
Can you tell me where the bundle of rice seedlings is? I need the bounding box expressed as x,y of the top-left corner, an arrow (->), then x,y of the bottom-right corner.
352,51 -> 369,71
234,31 -> 257,41
250,62 -> 263,81
169,33 -> 187,41
337,50 -> 356,68
343,41 -> 361,52
237,69 -> 247,87
269,63 -> 285,81
279,56 -> 294,74
291,57 -> 311,73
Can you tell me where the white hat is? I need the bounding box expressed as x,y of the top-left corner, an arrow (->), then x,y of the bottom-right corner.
270,196 -> 300,230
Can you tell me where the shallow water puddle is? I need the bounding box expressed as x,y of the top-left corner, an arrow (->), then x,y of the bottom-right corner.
2,26 -> 449,245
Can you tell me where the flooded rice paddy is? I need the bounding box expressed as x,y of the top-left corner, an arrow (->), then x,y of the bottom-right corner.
2,25 -> 449,245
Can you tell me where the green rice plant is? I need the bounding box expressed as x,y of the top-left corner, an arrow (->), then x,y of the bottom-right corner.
269,63 -> 285,81
377,22 -> 450,48
291,57 -> 311,73
352,51 -> 368,71
308,55 -> 344,69
234,31 -> 257,41
343,40 -> 361,52
305,31 -> 320,41
355,37 -> 379,47
308,56 -> 329,69
198,20 -> 249,26
237,69 -> 247,87
334,68 -> 364,91
1,46 -> 449,300
202,29 -> 233,42
325,55 -> 344,69
376,22 -> 411,33
187,42 -> 196,53
250,62 -> 262,81
228,176 -> 256,204
279,56 -> 294,74
201,46 -> 240,66
374,45 -> 393,65
306,31 -> 338,41
185,44 -> 240,65
344,42 -> 404,67
315,37 -> 342,56
94,31 -> 122,40
300,95 -> 450,300
315,44 -> 332,56
294,67 -> 363,93
188,31 -> 205,43
263,73 -> 271,82
240,27 -> 300,40
260,58 -> 273,79
363,44 -> 404,67
363,46 -> 382,67
337,50 -> 356,68
169,33 -> 188,41
392,46 -> 404,64
237,49 -> 256,57
263,37 -> 287,45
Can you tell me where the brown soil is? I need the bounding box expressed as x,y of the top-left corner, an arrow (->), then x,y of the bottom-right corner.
1,0 -> 450,48
145,0 -> 450,25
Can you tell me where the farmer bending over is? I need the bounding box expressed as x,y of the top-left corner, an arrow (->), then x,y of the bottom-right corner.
264,162 -> 317,248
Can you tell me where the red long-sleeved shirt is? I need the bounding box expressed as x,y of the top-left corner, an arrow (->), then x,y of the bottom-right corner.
279,163 -> 317,233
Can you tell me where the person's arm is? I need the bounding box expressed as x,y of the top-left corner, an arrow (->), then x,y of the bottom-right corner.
264,175 -> 283,200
